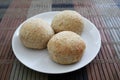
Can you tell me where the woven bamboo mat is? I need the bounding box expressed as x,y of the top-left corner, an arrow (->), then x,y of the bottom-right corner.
0,0 -> 120,80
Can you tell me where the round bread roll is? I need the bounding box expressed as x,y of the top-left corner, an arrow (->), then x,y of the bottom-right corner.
20,18 -> 54,49
47,31 -> 86,64
51,10 -> 84,35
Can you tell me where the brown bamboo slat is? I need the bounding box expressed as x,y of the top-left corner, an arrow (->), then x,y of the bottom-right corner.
0,0 -> 120,80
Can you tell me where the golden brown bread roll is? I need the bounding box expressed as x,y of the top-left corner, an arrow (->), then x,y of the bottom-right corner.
19,18 -> 54,49
51,10 -> 84,35
47,31 -> 86,64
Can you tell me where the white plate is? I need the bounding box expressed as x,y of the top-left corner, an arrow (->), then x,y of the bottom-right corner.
12,11 -> 101,74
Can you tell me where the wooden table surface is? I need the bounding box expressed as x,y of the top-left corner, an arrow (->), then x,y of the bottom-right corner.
0,0 -> 120,80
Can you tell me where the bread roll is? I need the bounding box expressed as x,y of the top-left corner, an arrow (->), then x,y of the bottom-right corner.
20,18 -> 54,49
47,31 -> 86,64
51,10 -> 84,35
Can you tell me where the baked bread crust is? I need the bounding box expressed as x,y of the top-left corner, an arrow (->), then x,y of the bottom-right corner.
51,10 -> 84,35
20,18 -> 54,49
47,31 -> 86,64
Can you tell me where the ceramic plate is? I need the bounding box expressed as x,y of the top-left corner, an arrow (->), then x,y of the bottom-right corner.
12,11 -> 101,74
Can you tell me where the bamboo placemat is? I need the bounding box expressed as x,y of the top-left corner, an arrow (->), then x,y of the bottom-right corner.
0,0 -> 120,80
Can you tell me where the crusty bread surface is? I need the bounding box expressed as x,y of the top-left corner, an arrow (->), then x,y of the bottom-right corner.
51,10 -> 84,35
47,31 -> 86,64
20,18 -> 54,49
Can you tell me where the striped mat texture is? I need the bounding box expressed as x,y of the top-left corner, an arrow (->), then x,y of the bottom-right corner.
0,0 -> 120,80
